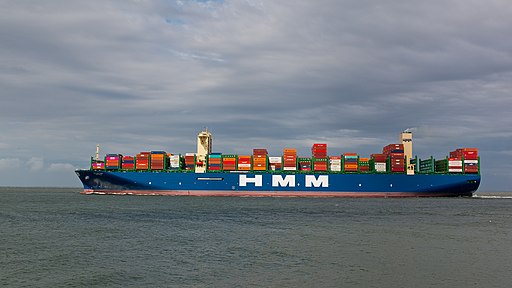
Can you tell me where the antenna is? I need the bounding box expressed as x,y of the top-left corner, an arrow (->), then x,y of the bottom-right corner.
95,144 -> 100,161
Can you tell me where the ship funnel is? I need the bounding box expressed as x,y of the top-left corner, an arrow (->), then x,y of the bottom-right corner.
400,131 -> 414,175
196,129 -> 212,173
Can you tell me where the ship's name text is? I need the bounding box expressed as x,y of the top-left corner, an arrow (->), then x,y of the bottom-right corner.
239,175 -> 328,188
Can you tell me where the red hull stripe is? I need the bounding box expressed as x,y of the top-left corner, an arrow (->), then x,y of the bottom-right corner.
81,189 -> 459,198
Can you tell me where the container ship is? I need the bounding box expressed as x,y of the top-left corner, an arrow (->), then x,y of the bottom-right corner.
75,130 -> 480,197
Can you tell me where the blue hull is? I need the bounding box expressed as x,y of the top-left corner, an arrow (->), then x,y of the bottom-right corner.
75,170 -> 480,197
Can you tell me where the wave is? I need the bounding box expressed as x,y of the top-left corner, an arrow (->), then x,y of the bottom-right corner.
473,195 -> 512,199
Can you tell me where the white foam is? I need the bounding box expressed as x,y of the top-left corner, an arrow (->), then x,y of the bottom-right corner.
473,195 -> 512,199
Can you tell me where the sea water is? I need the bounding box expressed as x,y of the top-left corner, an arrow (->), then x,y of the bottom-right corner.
1,187 -> 511,288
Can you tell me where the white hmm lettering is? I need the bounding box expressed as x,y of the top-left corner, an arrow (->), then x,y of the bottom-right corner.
272,175 -> 295,187
305,175 -> 329,187
239,175 -> 263,187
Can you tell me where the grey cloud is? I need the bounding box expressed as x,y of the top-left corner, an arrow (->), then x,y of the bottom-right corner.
0,0 -> 511,190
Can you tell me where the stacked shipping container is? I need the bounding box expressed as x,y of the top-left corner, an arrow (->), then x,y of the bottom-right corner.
448,158 -> 463,173
359,157 -> 370,172
464,159 -> 479,174
169,154 -> 181,170
105,154 -> 121,170
298,157 -> 312,171
383,144 -> 405,173
450,148 -> 478,159
136,152 -> 150,170
222,154 -> 237,171
313,158 -> 328,171
269,156 -> 282,171
283,148 -> 297,171
208,153 -> 222,171
184,153 -> 195,171
451,148 -> 479,174
311,143 -> 327,172
329,156 -> 342,172
312,144 -> 327,158
150,151 -> 166,171
371,154 -> 387,173
92,161 -> 105,170
237,155 -> 251,171
253,149 -> 268,171
122,156 -> 135,170
344,153 -> 358,172
91,143 -> 478,175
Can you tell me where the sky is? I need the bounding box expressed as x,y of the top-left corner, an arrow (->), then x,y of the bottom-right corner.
0,0 -> 511,190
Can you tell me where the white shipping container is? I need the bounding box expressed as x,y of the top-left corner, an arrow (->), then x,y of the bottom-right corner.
283,167 -> 297,171
185,153 -> 195,156
449,168 -> 463,173
329,160 -> 342,164
448,160 -> 463,166
375,162 -> 387,172
464,159 -> 479,164
269,157 -> 282,163
170,155 -> 180,166
238,163 -> 251,168
330,166 -> 342,172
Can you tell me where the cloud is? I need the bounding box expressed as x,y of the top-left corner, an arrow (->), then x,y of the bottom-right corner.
0,158 -> 21,170
48,163 -> 76,172
26,157 -> 44,171
0,1 -> 511,190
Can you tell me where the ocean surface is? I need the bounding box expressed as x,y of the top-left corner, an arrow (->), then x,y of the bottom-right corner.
1,188 -> 511,288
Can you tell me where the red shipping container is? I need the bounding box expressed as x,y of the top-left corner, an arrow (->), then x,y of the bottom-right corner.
383,144 -> 404,153
389,152 -> 404,158
451,148 -> 479,160
371,154 -> 387,161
